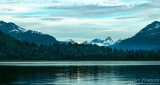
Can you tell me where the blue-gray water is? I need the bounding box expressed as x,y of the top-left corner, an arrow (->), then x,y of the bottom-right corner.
0,61 -> 160,85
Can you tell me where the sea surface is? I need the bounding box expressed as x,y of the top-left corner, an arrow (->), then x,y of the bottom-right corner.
0,61 -> 160,85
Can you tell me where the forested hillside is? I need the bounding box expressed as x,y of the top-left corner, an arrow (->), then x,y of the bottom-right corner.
0,30 -> 21,50
0,30 -> 160,60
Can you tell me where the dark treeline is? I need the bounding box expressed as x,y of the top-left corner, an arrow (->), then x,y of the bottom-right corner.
0,30 -> 160,60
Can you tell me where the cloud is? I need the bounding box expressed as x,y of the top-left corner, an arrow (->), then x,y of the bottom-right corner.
115,16 -> 137,19
40,18 -> 65,21
0,0 -> 160,41
115,12 -> 160,20
0,0 -> 59,4
13,15 -> 41,18
2,8 -> 14,11
44,5 -> 129,18
1,0 -> 158,19
44,4 -> 124,10
42,1 -> 160,19
138,0 -> 160,8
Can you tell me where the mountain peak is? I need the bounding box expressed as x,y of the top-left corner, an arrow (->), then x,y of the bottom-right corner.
105,36 -> 113,42
0,21 -> 57,44
0,21 -> 17,26
136,21 -> 160,36
82,41 -> 89,44
113,21 -> 160,50
66,39 -> 73,42
147,21 -> 160,28
152,21 -> 159,24
0,20 -> 6,24
91,38 -> 104,43
84,37 -> 114,46
65,39 -> 81,44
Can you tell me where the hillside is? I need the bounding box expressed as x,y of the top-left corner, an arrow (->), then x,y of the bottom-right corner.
0,21 -> 57,44
112,21 -> 160,50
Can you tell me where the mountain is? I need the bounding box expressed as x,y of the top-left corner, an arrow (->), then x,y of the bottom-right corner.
0,21 -> 57,44
65,39 -> 81,44
83,37 -> 114,46
112,21 -> 160,50
82,41 -> 89,44
59,39 -> 81,44
114,39 -> 123,44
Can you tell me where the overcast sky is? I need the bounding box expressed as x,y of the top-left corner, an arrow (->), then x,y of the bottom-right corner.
0,0 -> 160,42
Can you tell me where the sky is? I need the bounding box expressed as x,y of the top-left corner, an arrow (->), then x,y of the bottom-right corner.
0,0 -> 160,42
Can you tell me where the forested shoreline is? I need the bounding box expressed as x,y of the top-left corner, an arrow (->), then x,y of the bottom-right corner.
0,30 -> 160,60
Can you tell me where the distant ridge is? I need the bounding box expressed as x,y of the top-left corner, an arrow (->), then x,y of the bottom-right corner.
82,37 -> 114,46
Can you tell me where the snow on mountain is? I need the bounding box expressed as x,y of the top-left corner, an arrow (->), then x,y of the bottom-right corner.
31,31 -> 44,35
115,39 -> 124,44
18,27 -> 27,32
9,27 -> 27,33
63,37 -> 114,46
112,21 -> 160,50
83,37 -> 114,46
65,39 -> 81,44
90,38 -> 106,46
90,38 -> 104,44
155,23 -> 160,28
82,41 -> 90,44
141,21 -> 160,36
0,21 -> 57,44
9,29 -> 19,33
134,21 -> 160,37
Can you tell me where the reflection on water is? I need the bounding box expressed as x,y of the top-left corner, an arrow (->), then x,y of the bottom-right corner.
0,62 -> 160,85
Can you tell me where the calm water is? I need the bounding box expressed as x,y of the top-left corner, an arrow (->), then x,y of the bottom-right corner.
0,61 -> 160,85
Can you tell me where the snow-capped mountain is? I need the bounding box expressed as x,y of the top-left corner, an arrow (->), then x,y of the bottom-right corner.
82,41 -> 90,44
105,37 -> 113,42
65,39 -> 81,44
112,21 -> 160,50
114,39 -> 124,44
136,21 -> 160,36
0,21 -> 57,44
83,37 -> 114,46
0,21 -> 26,33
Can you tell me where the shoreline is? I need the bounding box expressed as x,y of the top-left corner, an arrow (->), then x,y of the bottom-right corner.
0,60 -> 160,62
0,61 -> 160,66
